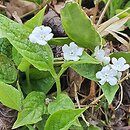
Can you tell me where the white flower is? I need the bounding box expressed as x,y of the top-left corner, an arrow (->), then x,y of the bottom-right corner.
62,42 -> 84,61
93,46 -> 110,64
29,25 -> 54,45
111,57 -> 129,71
96,65 -> 118,86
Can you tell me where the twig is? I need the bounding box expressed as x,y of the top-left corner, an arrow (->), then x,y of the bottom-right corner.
12,11 -> 23,24
96,0 -> 112,27
90,93 -> 104,105
115,83 -> 123,110
74,83 -> 89,126
0,4 -> 6,9
118,73 -> 130,84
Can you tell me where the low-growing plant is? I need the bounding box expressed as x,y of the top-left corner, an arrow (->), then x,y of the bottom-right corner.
0,0 -> 130,129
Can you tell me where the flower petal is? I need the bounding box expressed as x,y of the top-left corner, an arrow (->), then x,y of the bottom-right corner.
69,42 -> 78,48
120,64 -> 129,71
44,33 -> 54,41
96,71 -> 103,79
76,48 -> 84,56
101,65 -> 110,73
118,57 -> 126,64
112,57 -> 117,65
41,26 -> 52,34
37,39 -> 47,45
29,34 -> 37,43
71,56 -> 80,61
99,78 -> 106,85
62,44 -> 69,53
117,72 -> 122,79
109,69 -> 117,77
102,57 -> 110,64
107,77 -> 117,86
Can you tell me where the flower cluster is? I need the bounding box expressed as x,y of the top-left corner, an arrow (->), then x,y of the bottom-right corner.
94,47 -> 129,86
29,27 -> 129,86
29,25 -> 53,45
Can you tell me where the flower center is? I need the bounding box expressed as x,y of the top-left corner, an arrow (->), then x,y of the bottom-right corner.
40,35 -> 45,40
69,50 -> 75,56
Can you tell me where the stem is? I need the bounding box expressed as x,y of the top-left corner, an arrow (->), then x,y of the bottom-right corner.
118,73 -> 130,84
50,69 -> 61,96
25,67 -> 31,92
58,67 -> 67,77
54,57 -> 64,61
54,61 -> 64,65
115,83 -> 123,110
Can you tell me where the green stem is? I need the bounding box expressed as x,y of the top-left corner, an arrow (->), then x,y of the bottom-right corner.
50,69 -> 61,96
58,67 -> 67,77
25,67 -> 31,92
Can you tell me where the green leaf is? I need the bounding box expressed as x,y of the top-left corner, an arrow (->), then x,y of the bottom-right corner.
0,81 -> 21,111
0,14 -> 54,72
0,54 -> 17,83
12,47 -> 23,66
22,76 -> 55,94
104,0 -> 124,18
48,37 -> 72,46
61,2 -> 101,51
71,64 -> 102,81
0,38 -> 12,58
62,52 -> 100,69
13,91 -> 45,129
110,52 -> 130,64
21,68 -> 55,94
35,114 -> 49,130
101,83 -> 119,104
18,58 -> 30,72
44,108 -> 86,130
48,93 -> 75,114
24,7 -> 46,31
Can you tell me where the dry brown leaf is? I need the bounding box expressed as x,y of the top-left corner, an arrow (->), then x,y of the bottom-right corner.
6,0 -> 37,17
67,68 -> 84,98
97,16 -> 119,33
54,2 -> 64,14
80,81 -> 96,104
100,16 -> 130,37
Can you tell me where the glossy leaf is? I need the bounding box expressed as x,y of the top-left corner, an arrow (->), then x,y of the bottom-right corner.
24,7 -> 46,31
101,83 -> 119,104
0,54 -> 17,83
0,81 -> 21,111
0,14 -> 54,72
12,47 -> 23,66
0,38 -> 12,58
13,91 -> 45,129
61,2 -> 101,50
48,93 -> 75,114
110,52 -> 130,64
71,64 -> 102,81
44,108 -> 86,130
